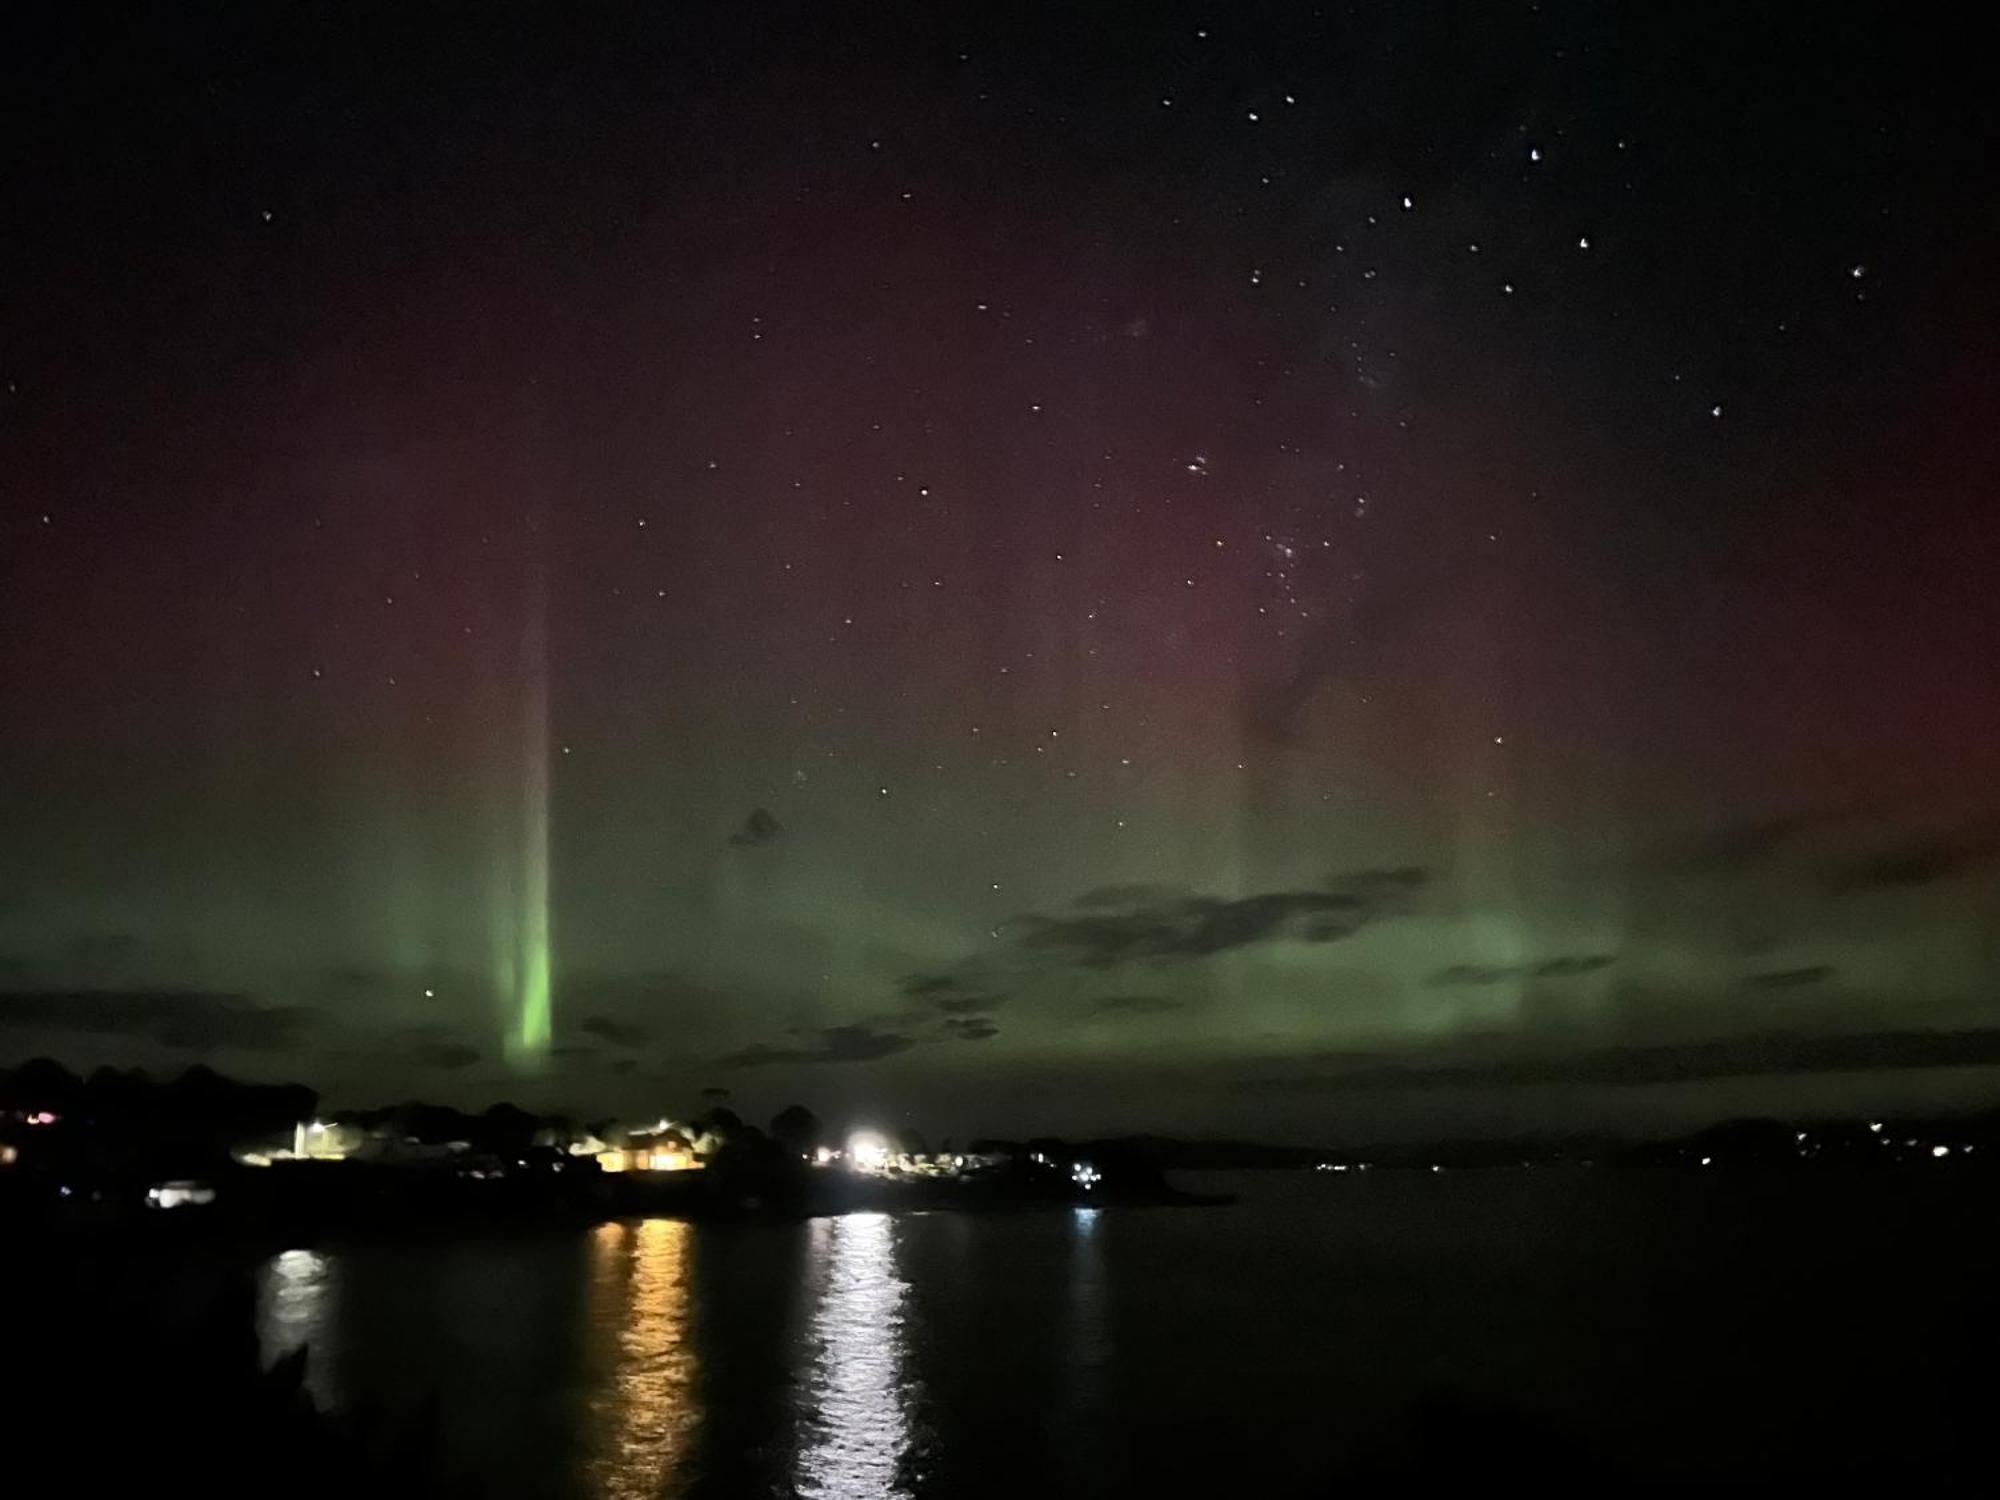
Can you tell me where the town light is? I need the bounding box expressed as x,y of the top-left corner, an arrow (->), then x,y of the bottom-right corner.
1071,1161 -> 1101,1189
847,1132 -> 890,1172
145,1181 -> 217,1210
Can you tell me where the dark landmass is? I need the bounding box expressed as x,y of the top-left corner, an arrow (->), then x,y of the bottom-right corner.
6,1056 -> 1998,1246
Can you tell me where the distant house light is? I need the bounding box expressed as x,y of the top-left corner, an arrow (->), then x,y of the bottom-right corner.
146,1181 -> 217,1210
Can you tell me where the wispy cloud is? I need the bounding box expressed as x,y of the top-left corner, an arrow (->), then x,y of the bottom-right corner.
717,1023 -> 917,1069
1826,817 -> 2000,891
1744,965 -> 1834,989
1242,1027 -> 2000,1092
1092,994 -> 1183,1015
726,807 -> 784,849
580,1014 -> 649,1048
1427,955 -> 1614,986
999,867 -> 1428,971
0,989 -> 311,1051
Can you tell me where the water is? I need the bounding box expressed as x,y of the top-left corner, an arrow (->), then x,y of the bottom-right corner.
238,1170 -> 1997,1494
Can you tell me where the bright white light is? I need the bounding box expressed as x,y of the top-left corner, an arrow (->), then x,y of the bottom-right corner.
814,1146 -> 835,1166
795,1214 -> 910,1498
1071,1161 -> 1101,1189
1932,1145 -> 1950,1158
847,1133 -> 891,1173
1699,1157 -> 1713,1167
1869,1122 -> 1884,1132
258,1248 -> 338,1405
146,1180 -> 217,1210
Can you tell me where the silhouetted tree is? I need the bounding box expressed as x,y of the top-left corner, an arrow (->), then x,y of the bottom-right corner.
770,1103 -> 824,1155
479,1101 -> 538,1153
697,1105 -> 745,1139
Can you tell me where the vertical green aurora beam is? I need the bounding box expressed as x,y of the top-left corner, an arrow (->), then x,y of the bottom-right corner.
506,560 -> 553,1068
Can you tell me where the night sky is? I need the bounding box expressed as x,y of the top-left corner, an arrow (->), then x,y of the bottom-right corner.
5,2 -> 1998,1140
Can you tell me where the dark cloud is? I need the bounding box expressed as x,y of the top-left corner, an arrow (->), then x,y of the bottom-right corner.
552,1044 -> 598,1060
933,994 -> 993,1015
896,972 -> 999,1016
1428,955 -> 1614,986
1243,1027 -> 2000,1093
411,1042 -> 481,1070
580,1014 -> 648,1049
1427,963 -> 1517,987
560,970 -> 747,1029
0,989 -> 311,1051
952,868 -> 1426,983
1670,813 -> 1815,875
1532,955 -> 1616,979
717,1023 -> 917,1069
939,1016 -> 999,1041
1744,965 -> 1835,989
1826,817 -> 2000,891
726,807 -> 783,848
1092,994 -> 1183,1015
1010,891 -> 1365,969
720,999 -> 1012,1067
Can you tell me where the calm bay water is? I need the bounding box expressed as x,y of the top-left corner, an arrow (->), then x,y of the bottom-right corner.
243,1170 -> 1997,1495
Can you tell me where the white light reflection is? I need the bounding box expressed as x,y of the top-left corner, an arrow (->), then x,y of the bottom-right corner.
586,1219 -> 699,1500
796,1213 -> 914,1499
1068,1207 -> 1110,1452
255,1247 -> 339,1407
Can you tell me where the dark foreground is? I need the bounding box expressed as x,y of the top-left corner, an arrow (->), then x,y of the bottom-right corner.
8,1167 -> 1998,1497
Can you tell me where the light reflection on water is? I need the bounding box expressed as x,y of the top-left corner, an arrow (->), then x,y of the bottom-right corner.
1066,1206 -> 1115,1489
795,1212 -> 916,1499
255,1247 -> 338,1407
586,1218 -> 700,1500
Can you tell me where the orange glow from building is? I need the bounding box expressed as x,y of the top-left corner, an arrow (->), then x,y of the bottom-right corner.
585,1219 -> 699,1499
